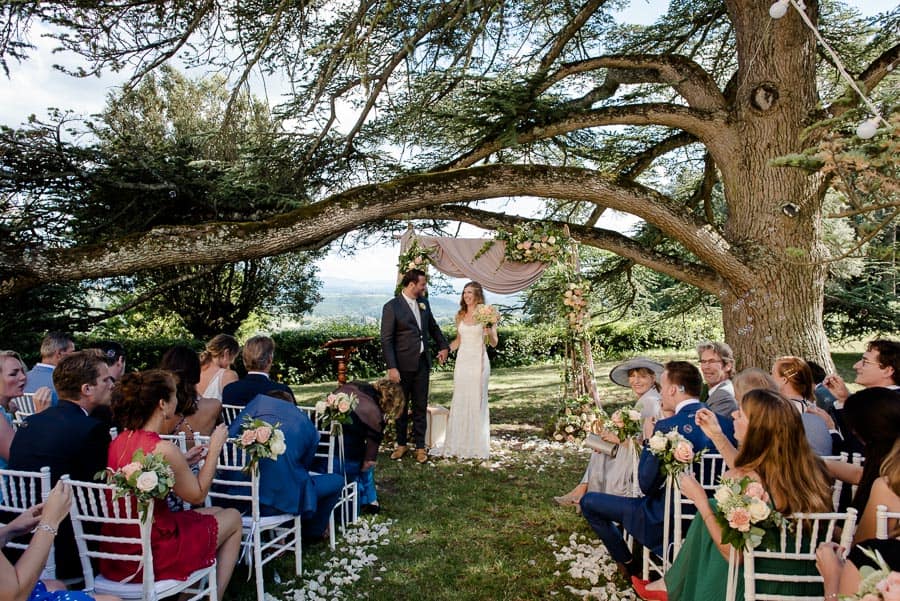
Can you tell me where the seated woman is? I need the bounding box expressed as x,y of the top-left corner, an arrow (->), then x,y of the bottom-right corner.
102,371 -> 242,600
328,378 -> 404,514
817,436 -> 900,598
0,480 -> 120,601
771,356 -> 833,455
197,335 -> 240,402
0,351 -> 51,471
159,345 -> 223,440
226,391 -> 343,542
636,389 -> 834,601
554,357 -> 664,506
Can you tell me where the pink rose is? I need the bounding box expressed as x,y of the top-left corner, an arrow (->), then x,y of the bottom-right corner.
611,412 -> 625,428
878,572 -> 900,601
727,507 -> 752,532
745,481 -> 769,503
337,399 -> 351,413
673,440 -> 694,463
241,429 -> 258,446
326,394 -> 337,407
522,241 -> 532,249
120,462 -> 142,480
255,426 -> 272,444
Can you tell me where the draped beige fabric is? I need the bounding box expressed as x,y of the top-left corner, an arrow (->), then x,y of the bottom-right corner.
400,230 -> 547,294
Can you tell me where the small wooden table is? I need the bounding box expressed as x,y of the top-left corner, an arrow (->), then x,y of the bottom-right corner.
322,336 -> 374,384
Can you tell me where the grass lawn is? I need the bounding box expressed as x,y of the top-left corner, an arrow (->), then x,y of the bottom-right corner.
228,349 -> 866,600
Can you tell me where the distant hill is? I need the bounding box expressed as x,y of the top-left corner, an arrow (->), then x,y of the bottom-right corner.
308,278 -> 522,324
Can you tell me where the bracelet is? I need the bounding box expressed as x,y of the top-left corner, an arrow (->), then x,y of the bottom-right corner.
32,523 -> 58,537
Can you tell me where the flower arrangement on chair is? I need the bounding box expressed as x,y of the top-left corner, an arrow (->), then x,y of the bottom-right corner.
235,417 -> 287,473
841,548 -> 900,600
647,428 -> 705,476
712,476 -> 786,551
316,391 -> 359,434
96,449 -> 175,521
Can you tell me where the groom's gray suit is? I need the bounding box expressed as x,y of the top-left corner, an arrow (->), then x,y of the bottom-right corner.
381,293 -> 449,449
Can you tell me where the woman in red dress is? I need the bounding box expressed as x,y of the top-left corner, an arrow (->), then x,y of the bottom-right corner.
101,370 -> 242,600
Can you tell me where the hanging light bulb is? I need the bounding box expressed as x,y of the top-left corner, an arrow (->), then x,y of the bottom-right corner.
769,0 -> 790,19
856,118 -> 879,140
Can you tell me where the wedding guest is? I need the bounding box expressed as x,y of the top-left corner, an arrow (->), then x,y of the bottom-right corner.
816,438 -> 900,597
580,361 -> 734,580
431,281 -> 497,460
24,332 -> 75,407
103,370 -> 241,600
198,334 -> 240,402
94,341 -> 126,382
806,360 -> 838,411
225,392 -> 343,541
0,480 -> 121,601
222,335 -> 291,407
9,350 -> 114,581
381,269 -> 450,464
0,351 -> 27,470
696,340 -> 738,418
555,357 -> 663,507
328,378 -> 405,514
637,389 -> 833,601
771,357 -> 833,455
159,345 -> 222,440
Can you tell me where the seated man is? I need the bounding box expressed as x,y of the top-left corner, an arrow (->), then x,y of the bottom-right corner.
697,340 -> 739,418
579,360 -> 736,578
9,349 -> 114,580
221,335 -> 291,407
23,332 -> 75,407
224,393 -> 343,542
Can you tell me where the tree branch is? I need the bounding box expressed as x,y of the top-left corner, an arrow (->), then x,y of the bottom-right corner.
402,204 -> 721,292
620,131 -> 698,179
824,42 -> 900,119
0,164 -> 750,295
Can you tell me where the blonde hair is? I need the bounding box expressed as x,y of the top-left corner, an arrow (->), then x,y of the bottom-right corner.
880,438 -> 900,499
732,368 -> 777,403
373,378 -> 405,419
456,282 -> 486,323
199,334 -> 239,366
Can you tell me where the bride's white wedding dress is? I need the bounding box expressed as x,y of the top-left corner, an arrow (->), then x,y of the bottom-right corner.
433,321 -> 491,459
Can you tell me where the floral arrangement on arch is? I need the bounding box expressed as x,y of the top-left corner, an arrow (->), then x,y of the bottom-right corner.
316,391 -> 359,433
845,547 -> 900,600
397,239 -> 434,274
647,428 -> 705,476
713,476 -> 786,551
548,394 -> 600,442
235,417 -> 287,473
562,278 -> 591,338
476,222 -> 569,264
96,449 -> 175,521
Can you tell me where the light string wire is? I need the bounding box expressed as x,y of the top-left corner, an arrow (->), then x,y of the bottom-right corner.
782,0 -> 892,128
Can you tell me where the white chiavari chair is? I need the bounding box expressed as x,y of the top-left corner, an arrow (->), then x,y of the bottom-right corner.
65,475 -> 217,601
0,466 -> 55,579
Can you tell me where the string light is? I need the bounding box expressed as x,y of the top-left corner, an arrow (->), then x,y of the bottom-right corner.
769,0 -> 891,139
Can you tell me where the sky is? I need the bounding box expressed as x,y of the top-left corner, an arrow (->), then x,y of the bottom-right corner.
0,0 -> 893,291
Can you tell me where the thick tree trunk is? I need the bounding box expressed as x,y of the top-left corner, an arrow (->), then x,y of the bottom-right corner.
714,0 -> 834,370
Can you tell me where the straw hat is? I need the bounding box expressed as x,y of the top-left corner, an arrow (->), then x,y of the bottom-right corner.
609,357 -> 664,387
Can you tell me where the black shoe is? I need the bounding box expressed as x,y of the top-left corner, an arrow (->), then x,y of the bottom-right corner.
361,503 -> 381,515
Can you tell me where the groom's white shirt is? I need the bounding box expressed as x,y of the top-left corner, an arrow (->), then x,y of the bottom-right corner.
401,291 -> 424,352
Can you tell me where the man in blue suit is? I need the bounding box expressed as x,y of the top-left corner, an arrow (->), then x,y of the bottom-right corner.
222,335 -> 292,407
579,360 -> 735,578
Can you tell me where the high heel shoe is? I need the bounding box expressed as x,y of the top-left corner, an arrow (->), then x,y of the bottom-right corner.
631,575 -> 668,601
553,493 -> 582,507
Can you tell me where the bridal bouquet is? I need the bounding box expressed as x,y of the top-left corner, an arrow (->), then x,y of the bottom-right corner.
316,391 -> 359,433
96,449 -> 175,521
647,428 -> 705,476
713,476 -> 785,551
605,408 -> 643,441
845,548 -> 900,600
235,417 -> 287,472
473,303 -> 501,327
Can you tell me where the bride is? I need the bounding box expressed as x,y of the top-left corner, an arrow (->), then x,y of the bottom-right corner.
433,281 -> 498,459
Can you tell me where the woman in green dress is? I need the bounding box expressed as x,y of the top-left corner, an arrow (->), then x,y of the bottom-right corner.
637,389 -> 834,601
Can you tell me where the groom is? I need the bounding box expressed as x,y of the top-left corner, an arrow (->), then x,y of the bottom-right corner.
381,269 -> 449,464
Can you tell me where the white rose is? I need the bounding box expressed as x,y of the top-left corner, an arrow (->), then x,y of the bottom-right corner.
270,438 -> 287,456
315,401 -> 327,413
648,434 -> 667,452
748,499 -> 771,522
714,485 -> 734,505
666,429 -> 681,441
135,471 -> 158,493
628,410 -> 642,422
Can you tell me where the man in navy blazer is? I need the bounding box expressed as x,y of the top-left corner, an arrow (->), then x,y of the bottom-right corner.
9,349 -> 114,579
381,269 -> 449,463
222,335 -> 292,407
579,360 -> 736,578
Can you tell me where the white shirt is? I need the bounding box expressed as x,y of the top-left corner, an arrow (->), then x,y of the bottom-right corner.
401,292 -> 424,352
675,398 -> 700,415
